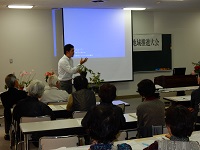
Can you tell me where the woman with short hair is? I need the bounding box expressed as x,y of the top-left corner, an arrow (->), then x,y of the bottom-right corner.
82,105 -> 132,150
144,105 -> 200,150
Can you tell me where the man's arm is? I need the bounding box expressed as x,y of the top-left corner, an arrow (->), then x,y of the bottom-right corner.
59,60 -> 79,74
59,57 -> 88,75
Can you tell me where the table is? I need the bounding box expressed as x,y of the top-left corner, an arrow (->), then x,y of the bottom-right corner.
20,113 -> 137,150
52,131 -> 200,150
158,86 -> 198,93
96,100 -> 130,106
163,95 -> 191,102
48,100 -> 130,111
163,95 -> 191,107
48,105 -> 66,111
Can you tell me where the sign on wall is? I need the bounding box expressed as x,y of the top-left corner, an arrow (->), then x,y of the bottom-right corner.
133,34 -> 162,51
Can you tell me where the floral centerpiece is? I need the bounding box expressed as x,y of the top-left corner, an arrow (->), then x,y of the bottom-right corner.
192,61 -> 200,74
45,71 -> 54,82
18,70 -> 35,89
79,65 -> 104,93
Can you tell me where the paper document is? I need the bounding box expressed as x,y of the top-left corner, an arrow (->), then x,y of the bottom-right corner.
155,84 -> 163,89
48,105 -> 57,111
129,113 -> 137,119
76,118 -> 83,126
59,105 -> 66,109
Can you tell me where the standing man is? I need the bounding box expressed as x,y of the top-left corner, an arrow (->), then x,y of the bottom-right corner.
58,44 -> 88,94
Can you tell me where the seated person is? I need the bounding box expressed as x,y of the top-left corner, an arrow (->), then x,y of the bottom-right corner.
188,72 -> 200,123
136,79 -> 165,138
81,105 -> 132,150
13,79 -> 56,123
40,75 -> 69,104
66,75 -> 96,112
144,105 -> 200,150
13,80 -> 56,145
0,74 -> 27,140
82,83 -> 125,130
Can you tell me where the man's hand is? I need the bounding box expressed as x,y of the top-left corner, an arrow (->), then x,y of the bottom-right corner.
80,58 -> 88,65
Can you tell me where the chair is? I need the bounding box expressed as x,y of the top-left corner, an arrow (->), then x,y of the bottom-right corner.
0,115 -> 4,126
72,111 -> 87,118
10,120 -> 18,149
194,104 -> 200,130
117,104 -> 125,113
39,135 -> 79,150
122,128 -> 138,140
20,115 -> 51,123
116,130 -> 128,141
11,116 -> 51,150
72,111 -> 88,145
138,125 -> 163,138
152,125 -> 163,136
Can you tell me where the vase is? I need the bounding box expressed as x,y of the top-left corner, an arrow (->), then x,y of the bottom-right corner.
80,72 -> 87,77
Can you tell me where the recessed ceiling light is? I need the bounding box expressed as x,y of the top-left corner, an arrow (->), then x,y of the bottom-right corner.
92,0 -> 105,2
7,5 -> 33,9
123,8 -> 146,11
160,0 -> 183,1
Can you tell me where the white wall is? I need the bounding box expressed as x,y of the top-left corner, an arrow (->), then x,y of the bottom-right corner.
0,9 -> 62,92
0,9 -> 200,96
114,11 -> 200,96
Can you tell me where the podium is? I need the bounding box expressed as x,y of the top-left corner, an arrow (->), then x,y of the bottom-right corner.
154,75 -> 198,88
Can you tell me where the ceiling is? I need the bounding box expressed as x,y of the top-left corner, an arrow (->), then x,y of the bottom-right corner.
0,0 -> 200,11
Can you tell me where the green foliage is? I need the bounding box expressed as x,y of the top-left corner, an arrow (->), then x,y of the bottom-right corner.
79,65 -> 104,87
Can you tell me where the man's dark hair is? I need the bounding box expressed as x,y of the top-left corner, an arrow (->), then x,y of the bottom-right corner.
137,79 -> 155,97
84,105 -> 121,144
165,105 -> 194,138
98,83 -> 116,103
5,74 -> 17,88
64,44 -> 74,54
73,76 -> 88,91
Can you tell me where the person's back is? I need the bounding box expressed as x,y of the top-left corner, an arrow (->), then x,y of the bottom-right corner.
1,88 -> 27,108
67,76 -> 96,112
12,80 -> 55,147
0,74 -> 27,140
13,96 -> 55,123
158,140 -> 200,150
136,79 -> 165,138
189,73 -> 200,122
40,75 -> 68,104
137,99 -> 165,127
72,89 -> 96,111
81,105 -> 132,150
144,105 -> 200,150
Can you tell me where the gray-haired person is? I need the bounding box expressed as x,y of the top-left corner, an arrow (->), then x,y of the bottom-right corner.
13,80 -> 55,146
0,74 -> 27,140
40,75 -> 69,104
13,79 -> 55,123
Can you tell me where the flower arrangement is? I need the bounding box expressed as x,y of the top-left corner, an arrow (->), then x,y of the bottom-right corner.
18,70 -> 35,89
79,65 -> 104,92
45,71 -> 54,82
192,61 -> 200,74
